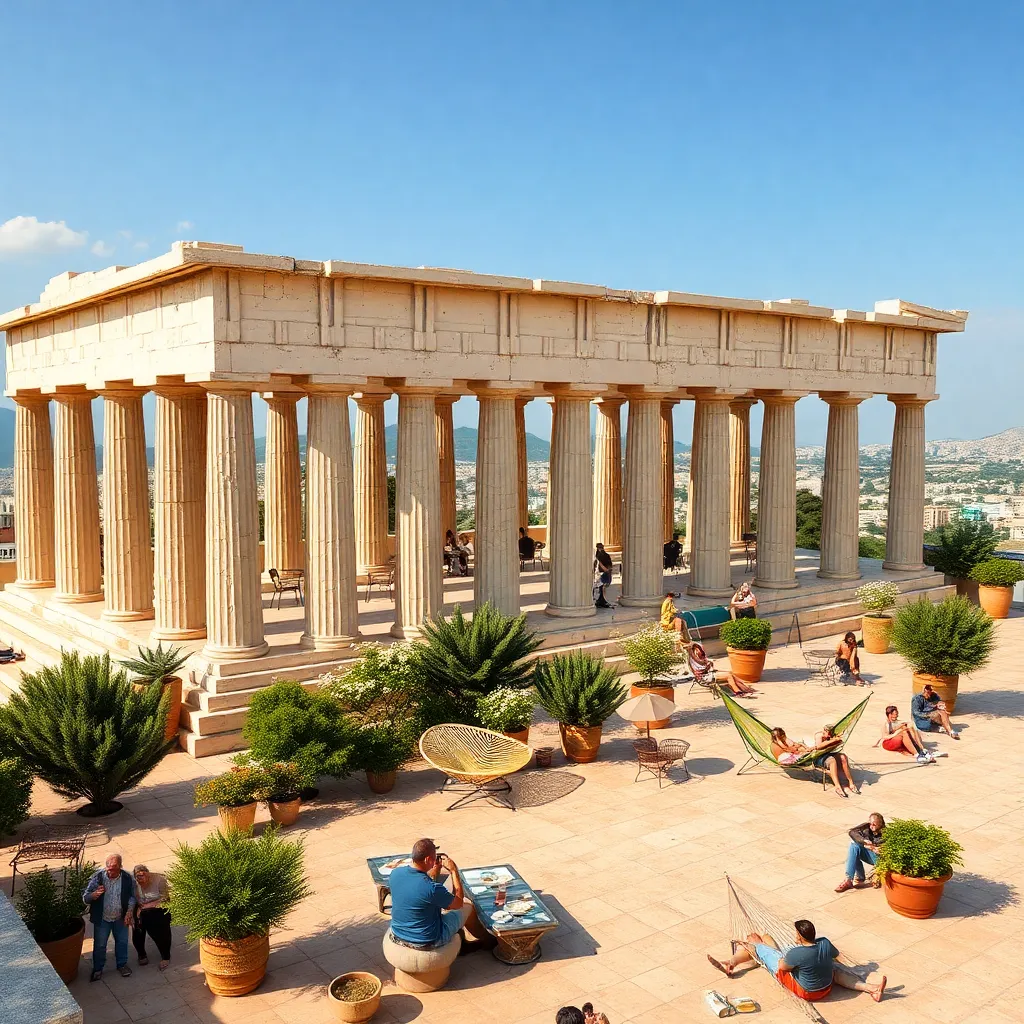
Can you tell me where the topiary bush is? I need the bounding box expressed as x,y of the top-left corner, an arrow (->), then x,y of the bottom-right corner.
969,558 -> 1024,588
621,624 -> 680,686
534,652 -> 627,727
890,595 -> 995,677
0,754 -> 33,835
932,520 -> 997,579
719,617 -> 773,651
0,651 -> 171,815
874,818 -> 963,880
17,862 -> 95,944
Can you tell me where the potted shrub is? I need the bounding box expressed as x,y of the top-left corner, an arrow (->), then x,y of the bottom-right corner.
0,651 -> 171,816
16,863 -> 95,983
534,652 -> 627,763
328,971 -> 383,1023
168,826 -> 311,996
891,595 -> 995,714
620,625 -> 681,730
0,753 -> 33,836
874,818 -> 963,919
855,581 -> 901,653
969,558 -> 1024,619
932,519 -> 997,599
476,687 -> 536,743
119,642 -> 189,744
256,760 -> 304,825
355,724 -> 414,795
195,763 -> 268,833
718,618 -> 773,682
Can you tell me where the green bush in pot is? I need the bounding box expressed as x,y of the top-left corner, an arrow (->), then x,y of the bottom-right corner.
969,558 -> 1024,588
874,818 -> 963,880
17,862 -> 95,944
890,596 -> 994,678
534,653 -> 627,728
476,687 -> 536,734
620,624 -> 680,687
718,618 -> 772,650
932,519 -> 997,580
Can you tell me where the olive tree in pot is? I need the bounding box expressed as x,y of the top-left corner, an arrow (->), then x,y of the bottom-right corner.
620,625 -> 681,730
718,618 -> 773,682
875,818 -> 963,919
855,581 -> 901,654
16,863 -> 95,983
195,763 -> 268,834
969,558 -> 1024,619
891,595 -> 994,714
476,687 -> 536,743
119,642 -> 189,745
534,652 -> 627,763
932,519 -> 997,599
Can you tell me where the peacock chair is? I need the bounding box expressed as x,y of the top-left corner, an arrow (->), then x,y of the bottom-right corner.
419,724 -> 533,811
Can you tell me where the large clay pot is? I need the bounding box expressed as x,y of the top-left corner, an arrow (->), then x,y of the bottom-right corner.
725,647 -> 767,683
503,728 -> 530,744
912,671 -> 960,715
978,585 -> 1013,619
328,971 -> 383,1022
629,683 -> 675,730
366,770 -> 397,794
200,932 -> 270,996
559,724 -> 603,763
38,917 -> 85,984
217,802 -> 258,834
268,796 -> 301,826
161,675 -> 183,745
861,615 -> 894,654
948,577 -> 980,605
883,871 -> 951,919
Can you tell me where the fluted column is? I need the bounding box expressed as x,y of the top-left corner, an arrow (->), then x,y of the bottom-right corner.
474,387 -> 520,616
435,396 -> 458,543
263,394 -> 304,576
100,388 -> 154,621
621,396 -> 664,607
592,397 -> 623,556
516,397 -> 530,531
819,394 -> 866,580
152,387 -> 207,640
754,394 -> 800,590
729,398 -> 756,547
661,400 -> 677,542
202,386 -> 267,660
546,389 -> 596,618
392,390 -> 443,638
884,397 -> 930,571
52,393 -> 102,604
687,394 -> 734,598
353,393 -> 391,576
683,444 -> 695,556
12,396 -> 55,589
303,388 -> 360,649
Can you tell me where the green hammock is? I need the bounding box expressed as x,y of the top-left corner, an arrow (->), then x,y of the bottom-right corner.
721,690 -> 871,785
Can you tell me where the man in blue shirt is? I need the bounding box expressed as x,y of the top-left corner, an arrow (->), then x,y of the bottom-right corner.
389,838 -> 469,949
911,684 -> 959,739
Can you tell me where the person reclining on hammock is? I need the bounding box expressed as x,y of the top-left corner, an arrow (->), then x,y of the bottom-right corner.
688,642 -> 757,698
707,918 -> 886,1003
770,726 -> 860,798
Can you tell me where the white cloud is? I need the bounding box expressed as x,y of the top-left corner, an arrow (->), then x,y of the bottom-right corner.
133,240 -> 149,251
91,240 -> 115,257
176,220 -> 194,232
0,215 -> 88,255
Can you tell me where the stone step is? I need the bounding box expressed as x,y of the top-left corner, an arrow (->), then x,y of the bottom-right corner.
184,704 -> 249,736
0,599 -> 109,664
180,725 -> 248,758
186,677 -> 320,713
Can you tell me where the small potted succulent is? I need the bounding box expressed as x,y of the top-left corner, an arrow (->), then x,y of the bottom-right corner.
620,625 -> 681,730
119,642 -> 189,745
16,862 -> 95,983
476,687 -> 536,743
875,818 -> 963,919
969,558 -> 1024,619
718,618 -> 773,682
328,971 -> 383,1022
194,763 -> 268,833
855,581 -> 901,653
356,724 -> 414,795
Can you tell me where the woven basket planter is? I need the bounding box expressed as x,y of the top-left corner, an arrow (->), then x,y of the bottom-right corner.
199,932 -> 270,996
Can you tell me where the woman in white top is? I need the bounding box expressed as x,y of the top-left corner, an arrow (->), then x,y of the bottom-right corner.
132,865 -> 172,970
730,583 -> 757,620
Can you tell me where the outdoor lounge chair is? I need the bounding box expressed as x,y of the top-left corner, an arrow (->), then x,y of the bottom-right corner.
721,691 -> 871,789
685,646 -> 721,697
419,724 -> 533,810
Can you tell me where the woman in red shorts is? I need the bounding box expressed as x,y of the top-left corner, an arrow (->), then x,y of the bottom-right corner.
875,705 -> 934,763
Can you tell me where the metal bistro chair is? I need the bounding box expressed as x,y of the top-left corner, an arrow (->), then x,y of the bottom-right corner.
520,540 -> 545,572
364,558 -> 396,603
632,737 -> 691,787
268,568 -> 303,609
742,533 -> 757,573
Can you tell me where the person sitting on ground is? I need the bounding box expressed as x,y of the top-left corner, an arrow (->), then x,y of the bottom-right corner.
912,683 -> 959,739
388,838 -> 469,950
770,726 -> 858,797
660,591 -> 683,635
835,632 -> 864,685
688,642 -> 757,698
730,582 -> 757,619
836,813 -> 886,893
556,1008 -> 586,1024
593,543 -> 613,609
519,526 -> 536,563
875,704 -> 934,762
0,645 -> 25,663
663,532 -> 682,570
707,918 -> 886,1003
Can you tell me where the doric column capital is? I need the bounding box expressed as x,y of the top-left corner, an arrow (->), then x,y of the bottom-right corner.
199,379 -> 255,396
96,383 -> 148,400
887,393 -> 936,408
152,383 -> 204,401
515,395 -> 532,411
10,391 -> 50,408
388,377 -> 454,397
261,390 -> 302,406
592,395 -> 625,410
469,380 -> 532,399
755,390 -> 806,407
819,391 -> 871,407
543,382 -> 607,401
728,396 -> 758,413
353,390 -> 392,406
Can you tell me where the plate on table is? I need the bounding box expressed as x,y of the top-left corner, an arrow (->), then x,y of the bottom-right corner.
506,899 -> 535,916
473,868 -> 514,886
491,909 -> 512,924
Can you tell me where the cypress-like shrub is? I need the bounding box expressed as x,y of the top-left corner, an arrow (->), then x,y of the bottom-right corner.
0,754 -> 33,835
890,595 -> 995,677
17,863 -> 95,943
534,652 -> 627,727
932,520 -> 997,579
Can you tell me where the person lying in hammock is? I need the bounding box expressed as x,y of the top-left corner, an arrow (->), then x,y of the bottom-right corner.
770,726 -> 860,797
707,918 -> 886,1003
688,643 -> 757,698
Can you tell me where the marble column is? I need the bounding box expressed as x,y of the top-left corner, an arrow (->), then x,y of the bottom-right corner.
818,394 -> 865,581
754,394 -> 800,590
202,386 -> 268,660
263,394 -> 304,575
884,397 -> 929,571
621,396 -> 664,607
392,390 -> 443,638
687,394 -> 733,598
592,397 -> 624,556
12,396 -> 55,589
152,387 -> 207,640
52,393 -> 102,604
516,397 -> 530,531
546,390 -> 596,618
661,400 -> 677,542
474,389 -> 520,616
435,396 -> 458,543
303,388 -> 360,649
729,398 -> 756,547
683,444 -> 695,557
100,388 -> 154,621
353,393 -> 391,575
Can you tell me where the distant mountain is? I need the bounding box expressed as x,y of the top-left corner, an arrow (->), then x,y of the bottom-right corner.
798,426 -> 1024,462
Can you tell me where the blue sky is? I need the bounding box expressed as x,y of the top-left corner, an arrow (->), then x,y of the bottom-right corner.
1,1 -> 1021,446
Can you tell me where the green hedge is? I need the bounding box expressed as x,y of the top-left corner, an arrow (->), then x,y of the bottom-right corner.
718,617 -> 773,651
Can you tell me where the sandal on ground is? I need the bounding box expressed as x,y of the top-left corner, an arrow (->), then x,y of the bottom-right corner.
119,966 -> 132,978
707,955 -> 733,977
159,960 -> 169,971
873,975 -> 887,1002
834,879 -> 854,893
137,956 -> 149,966
833,788 -> 848,798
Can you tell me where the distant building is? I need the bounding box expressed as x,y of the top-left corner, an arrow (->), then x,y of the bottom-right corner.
923,505 -> 951,531
858,509 -> 887,530
1009,520 -> 1024,542
0,496 -> 14,562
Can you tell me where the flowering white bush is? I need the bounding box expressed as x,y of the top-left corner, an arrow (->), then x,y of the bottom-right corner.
621,623 -> 680,684
476,687 -> 535,733
321,641 -> 420,726
856,581 -> 901,615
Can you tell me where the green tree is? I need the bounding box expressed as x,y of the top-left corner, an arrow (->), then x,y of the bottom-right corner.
387,475 -> 396,533
858,536 -> 887,559
795,489 -> 823,550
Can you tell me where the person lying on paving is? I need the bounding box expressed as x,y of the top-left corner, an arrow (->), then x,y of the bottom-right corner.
688,642 -> 757,698
388,838 -> 469,950
836,812 -> 885,893
769,726 -> 860,798
707,918 -> 886,1003
875,704 -> 935,762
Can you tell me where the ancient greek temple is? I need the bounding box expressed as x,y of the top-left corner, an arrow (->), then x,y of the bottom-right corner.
0,241 -> 967,752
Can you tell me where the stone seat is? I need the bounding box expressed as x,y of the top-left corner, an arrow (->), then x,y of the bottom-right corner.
382,927 -> 462,992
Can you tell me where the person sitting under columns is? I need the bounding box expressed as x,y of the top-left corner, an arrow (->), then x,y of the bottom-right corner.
912,683 -> 960,740
663,532 -> 682,570
518,526 -> 536,566
835,632 -> 865,685
730,582 -> 758,619
444,530 -> 468,576
661,591 -> 683,635
593,543 -> 613,609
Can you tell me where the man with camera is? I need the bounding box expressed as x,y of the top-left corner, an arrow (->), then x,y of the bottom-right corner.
388,838 -> 470,949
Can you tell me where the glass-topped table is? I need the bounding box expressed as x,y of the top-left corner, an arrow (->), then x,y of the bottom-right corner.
366,853 -> 411,913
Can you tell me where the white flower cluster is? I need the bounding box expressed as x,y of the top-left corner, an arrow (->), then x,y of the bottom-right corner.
856,580 -> 901,613
477,686 -> 535,732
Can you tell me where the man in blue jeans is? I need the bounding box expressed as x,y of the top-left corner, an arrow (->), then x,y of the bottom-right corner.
388,838 -> 469,949
83,854 -> 136,981
835,813 -> 886,893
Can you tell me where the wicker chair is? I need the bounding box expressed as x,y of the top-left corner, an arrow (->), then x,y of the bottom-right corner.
632,737 -> 691,787
419,725 -> 533,810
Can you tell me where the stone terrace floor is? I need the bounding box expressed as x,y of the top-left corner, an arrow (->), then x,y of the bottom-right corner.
5,614 -> 1024,1024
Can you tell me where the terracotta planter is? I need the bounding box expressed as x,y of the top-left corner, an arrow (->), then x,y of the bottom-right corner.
978,585 -> 1013,619
629,683 -> 675,730
268,796 -> 301,826
726,647 -> 767,683
948,577 -> 980,605
217,802 -> 258,834
133,676 -> 183,746
366,770 -> 397,794
328,971 -> 383,1022
503,728 -> 530,744
883,871 -> 951,919
861,615 -> 894,654
37,918 -> 85,984
199,932 -> 270,996
912,671 -> 960,715
559,724 -> 602,763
